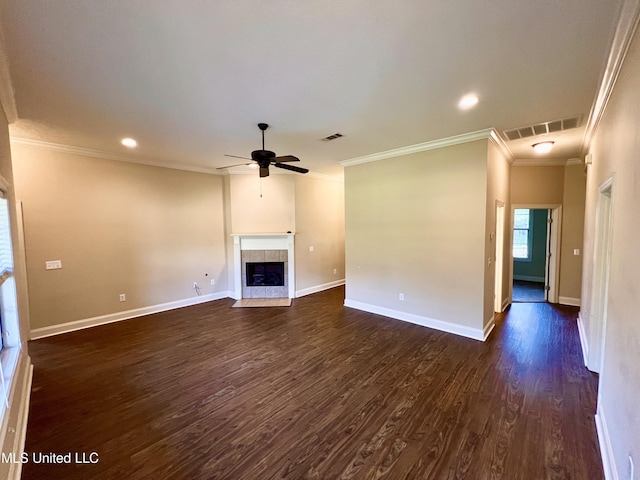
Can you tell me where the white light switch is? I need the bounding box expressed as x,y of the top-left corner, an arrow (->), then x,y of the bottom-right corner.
45,260 -> 62,270
573,249 -> 580,256
309,246 -> 314,252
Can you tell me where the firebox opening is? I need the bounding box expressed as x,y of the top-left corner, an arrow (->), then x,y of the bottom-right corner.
246,262 -> 285,287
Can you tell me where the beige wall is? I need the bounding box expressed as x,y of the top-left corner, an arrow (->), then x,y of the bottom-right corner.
485,140 -> 511,323
294,175 -> 345,293
227,172 -> 345,295
510,165 -> 565,205
559,164 -> 586,301
228,174 -> 295,234
582,23 -> 640,476
510,164 -> 585,304
11,144 -> 228,330
344,140 -> 488,333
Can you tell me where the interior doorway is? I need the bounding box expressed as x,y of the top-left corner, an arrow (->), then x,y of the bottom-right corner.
510,205 -> 562,303
588,179 -> 614,373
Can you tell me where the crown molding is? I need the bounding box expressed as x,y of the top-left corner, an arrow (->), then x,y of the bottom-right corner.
0,32 -> 18,124
512,158 -> 580,167
9,137 -> 221,175
340,128 -> 500,167
581,0 -> 640,154
488,129 -> 514,164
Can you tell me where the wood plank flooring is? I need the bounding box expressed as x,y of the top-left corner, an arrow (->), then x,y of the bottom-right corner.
22,287 -> 602,479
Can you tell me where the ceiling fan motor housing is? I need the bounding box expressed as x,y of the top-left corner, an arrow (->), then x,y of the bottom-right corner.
251,149 -> 276,161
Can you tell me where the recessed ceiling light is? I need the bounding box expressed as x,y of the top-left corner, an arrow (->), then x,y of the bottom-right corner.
458,93 -> 479,110
121,138 -> 137,148
532,141 -> 555,154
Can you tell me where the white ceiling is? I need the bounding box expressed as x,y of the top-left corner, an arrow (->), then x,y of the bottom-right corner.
0,1 -> 624,176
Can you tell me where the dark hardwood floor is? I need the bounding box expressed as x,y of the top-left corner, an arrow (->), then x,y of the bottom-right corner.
512,280 -> 546,303
22,287 -> 602,479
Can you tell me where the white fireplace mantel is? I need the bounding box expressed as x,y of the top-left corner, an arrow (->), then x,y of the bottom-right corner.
231,233 -> 295,300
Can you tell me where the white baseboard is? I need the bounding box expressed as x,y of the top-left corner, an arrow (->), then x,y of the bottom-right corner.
513,275 -> 545,282
595,406 -> 619,480
295,279 -> 345,298
501,297 -> 511,312
483,315 -> 496,341
0,353 -> 33,480
576,312 -> 589,367
30,291 -> 233,340
559,296 -> 581,307
343,299 -> 486,341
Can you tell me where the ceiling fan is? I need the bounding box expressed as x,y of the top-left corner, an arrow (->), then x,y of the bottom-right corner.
219,123 -> 309,178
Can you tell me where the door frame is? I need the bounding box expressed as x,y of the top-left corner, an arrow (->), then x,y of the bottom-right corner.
509,204 -> 562,304
588,177 -> 614,374
494,201 -> 506,312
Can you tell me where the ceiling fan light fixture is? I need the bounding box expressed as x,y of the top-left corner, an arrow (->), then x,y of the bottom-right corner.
532,141 -> 555,154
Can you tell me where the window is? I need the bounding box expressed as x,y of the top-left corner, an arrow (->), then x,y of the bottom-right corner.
513,209 -> 532,260
0,188 -> 20,410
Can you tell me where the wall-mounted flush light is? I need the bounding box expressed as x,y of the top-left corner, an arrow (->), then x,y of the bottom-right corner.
121,138 -> 137,148
532,141 -> 554,154
458,93 -> 479,110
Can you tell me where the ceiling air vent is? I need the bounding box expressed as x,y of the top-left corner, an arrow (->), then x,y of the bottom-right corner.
321,133 -> 344,141
503,115 -> 583,140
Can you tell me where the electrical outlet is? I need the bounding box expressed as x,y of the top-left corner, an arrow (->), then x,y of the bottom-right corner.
210,279 -> 215,285
399,293 -> 405,301
333,268 -> 337,275
45,260 -> 62,270
119,294 -> 126,302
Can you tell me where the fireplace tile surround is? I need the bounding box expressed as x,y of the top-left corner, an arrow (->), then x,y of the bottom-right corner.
241,249 -> 288,298
232,233 -> 295,300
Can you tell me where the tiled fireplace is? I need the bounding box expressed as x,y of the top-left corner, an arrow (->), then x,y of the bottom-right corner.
232,233 -> 295,300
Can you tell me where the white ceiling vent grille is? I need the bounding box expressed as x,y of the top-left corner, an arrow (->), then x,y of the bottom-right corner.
503,115 -> 583,141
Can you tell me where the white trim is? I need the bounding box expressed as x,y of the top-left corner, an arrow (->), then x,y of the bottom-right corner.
483,316 -> 496,341
0,36 -> 17,124
576,313 -> 589,367
295,279 -> 345,298
488,130 -> 514,163
232,233 -> 295,300
0,355 -> 32,480
340,128 -> 496,167
581,0 -> 640,155
29,292 -> 232,339
343,299 -> 486,341
512,158 -> 574,167
9,137 -> 220,175
501,297 -> 511,312
595,406 -> 619,480
558,296 -> 581,307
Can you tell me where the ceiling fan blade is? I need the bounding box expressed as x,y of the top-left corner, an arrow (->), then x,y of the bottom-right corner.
273,155 -> 300,163
274,163 -> 309,174
224,154 -> 252,160
259,166 -> 270,177
216,162 -> 253,170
